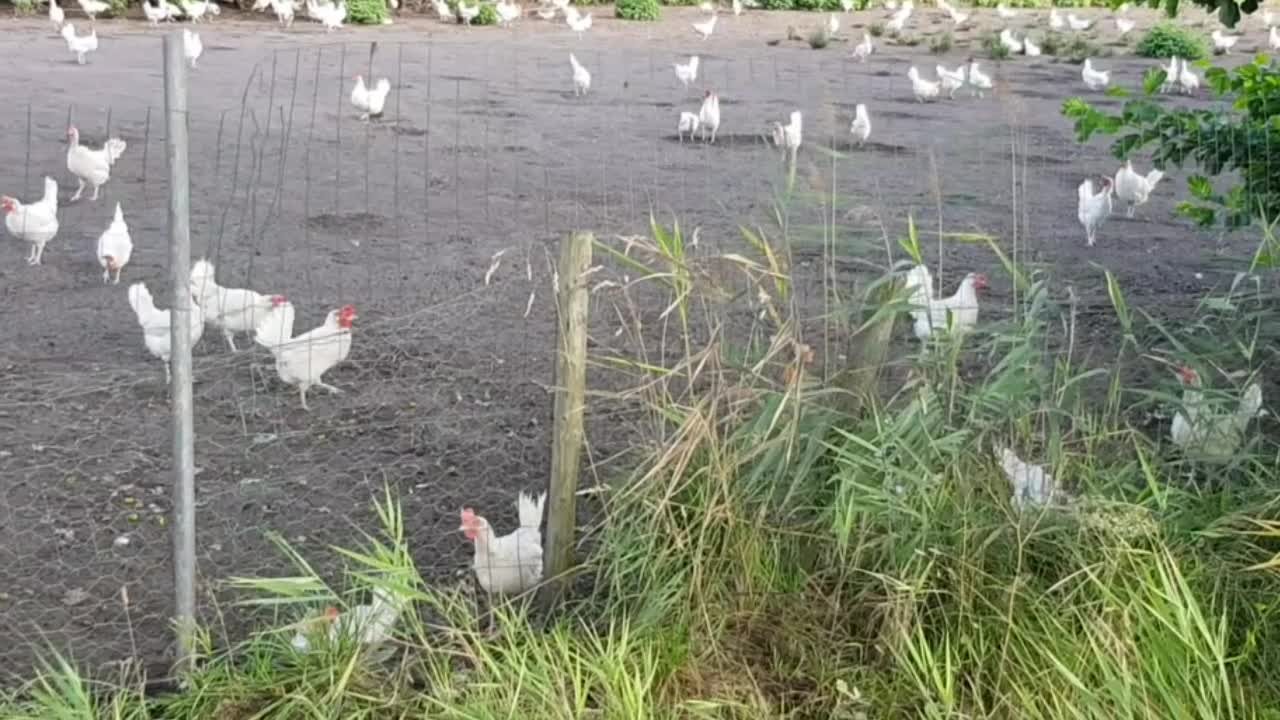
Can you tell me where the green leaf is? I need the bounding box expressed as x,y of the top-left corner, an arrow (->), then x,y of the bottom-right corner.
1143,69 -> 1167,96
1188,175 -> 1215,201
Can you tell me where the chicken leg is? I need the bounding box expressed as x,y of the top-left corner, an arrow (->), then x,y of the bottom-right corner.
222,329 -> 239,352
299,387 -> 310,411
71,178 -> 86,202
316,381 -> 343,395
91,182 -> 101,201
163,362 -> 172,385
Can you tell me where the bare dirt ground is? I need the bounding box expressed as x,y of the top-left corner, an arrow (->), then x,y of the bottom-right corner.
0,3 -> 1266,681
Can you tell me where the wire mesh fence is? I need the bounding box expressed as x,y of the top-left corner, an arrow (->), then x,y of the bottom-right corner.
0,28 -> 1258,681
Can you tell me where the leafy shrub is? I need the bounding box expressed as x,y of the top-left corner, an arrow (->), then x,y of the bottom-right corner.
807,27 -> 830,48
617,0 -> 660,20
929,31 -> 953,54
1064,56 -> 1280,228
984,32 -> 1011,60
474,2 -> 498,24
13,0 -> 36,14
348,0 -> 388,24
107,0 -> 128,16
757,0 -> 793,9
867,21 -> 884,37
793,0 -> 842,10
1136,23 -> 1209,60
1039,31 -> 1065,55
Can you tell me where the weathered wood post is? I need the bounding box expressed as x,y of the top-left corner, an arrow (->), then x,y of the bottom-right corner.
539,231 -> 592,608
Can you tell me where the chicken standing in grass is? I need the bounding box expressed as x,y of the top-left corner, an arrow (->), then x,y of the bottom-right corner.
66,127 -> 126,202
997,446 -> 1056,509
290,587 -> 401,652
1171,367 -> 1263,460
190,259 -> 282,352
460,491 -> 548,595
96,202 -> 132,284
902,263 -> 987,342
127,282 -> 205,384
2,177 -> 59,266
254,301 -> 357,410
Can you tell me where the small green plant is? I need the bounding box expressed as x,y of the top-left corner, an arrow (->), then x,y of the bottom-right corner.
808,28 -> 831,49
1135,23 -> 1209,60
13,0 -> 36,14
347,0 -> 388,23
894,33 -> 921,46
984,32 -> 1011,60
867,22 -> 884,37
929,31 -> 953,54
1039,31 -> 1065,55
617,0 -> 661,21
107,0 -> 128,16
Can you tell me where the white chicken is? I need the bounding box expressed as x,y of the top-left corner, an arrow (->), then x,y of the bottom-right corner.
1,177 -> 59,266
183,29 -> 202,69
677,111 -> 700,142
290,588 -> 401,653
1023,37 -> 1042,56
850,103 -> 870,146
967,58 -> 992,97
947,6 -> 968,26
936,63 -> 965,99
996,2 -> 1016,19
496,0 -> 521,26
254,301 -> 357,410
1081,58 -> 1110,90
460,491 -> 547,595
886,0 -> 912,32
1211,29 -> 1238,53
999,28 -> 1023,54
190,259 -> 281,352
1113,159 -> 1163,218
96,202 -> 132,284
569,52 -> 591,96
851,32 -> 874,61
997,446 -> 1056,509
1115,17 -> 1135,35
698,90 -> 720,143
66,127 -> 126,202
1076,177 -> 1113,247
693,13 -> 717,39
127,282 -> 205,384
565,8 -> 592,36
1265,9 -> 1277,27
840,0 -> 852,11
184,0 -> 210,22
828,13 -> 840,35
534,3 -> 555,19
1066,12 -> 1091,30
432,0 -> 452,19
50,0 -> 65,29
1159,55 -> 1180,93
1049,7 -> 1064,30
351,75 -> 391,120
272,0 -> 296,26
697,1 -> 714,11
143,0 -> 169,24
732,0 -> 742,15
907,66 -> 940,102
77,0 -> 109,19
1171,367 -> 1263,460
309,0 -> 345,30
771,110 -> 802,154
61,23 -> 98,65
902,263 -> 987,341
1270,25 -> 1280,50
1177,57 -> 1201,94
674,55 -> 699,90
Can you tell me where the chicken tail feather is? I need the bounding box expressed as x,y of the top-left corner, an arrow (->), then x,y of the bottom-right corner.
1236,383 -> 1263,433
105,138 -> 127,165
518,491 -> 547,529
127,282 -> 162,325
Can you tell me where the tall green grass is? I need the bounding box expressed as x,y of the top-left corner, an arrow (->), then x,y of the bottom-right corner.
3,161 -> 1279,719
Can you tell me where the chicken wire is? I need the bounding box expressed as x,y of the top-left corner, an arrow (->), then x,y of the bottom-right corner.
0,30 -> 1251,683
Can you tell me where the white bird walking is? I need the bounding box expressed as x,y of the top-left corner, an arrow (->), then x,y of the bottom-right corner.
886,0 -> 912,32
698,90 -> 720,143
999,28 -> 1023,54
732,0 -> 742,14
565,7 -> 592,36
996,3 -> 1016,19
677,111 -> 700,143
569,52 -> 591,96
61,23 -> 98,65
457,0 -> 480,24
77,0 -> 109,20
1049,7 -> 1064,30
49,0 -> 65,28
1211,29 -> 1238,53
1115,17 -> 1135,36
1113,159 -> 1164,218
350,75 -> 392,119
674,55 -> 700,90
183,28 -> 202,69
96,202 -> 132,284
908,66 -> 940,102
1081,58 -> 1110,90
495,0 -> 521,26
850,103 -> 870,146
1023,37 -> 1041,56
693,13 -> 717,39
127,282 -> 205,384
828,13 -> 840,35
967,58 -> 992,97
1177,57 -> 1201,94
771,110 -> 802,154
947,6 -> 968,26
851,32 -> 874,61
936,63 -> 965,99
1077,177 -> 1113,247
1066,12 -> 1091,30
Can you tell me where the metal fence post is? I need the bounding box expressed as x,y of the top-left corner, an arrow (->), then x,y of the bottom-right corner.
539,231 -> 592,609
163,31 -> 196,672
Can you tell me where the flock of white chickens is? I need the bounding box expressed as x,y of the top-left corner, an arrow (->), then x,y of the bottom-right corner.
11,0 -> 1274,647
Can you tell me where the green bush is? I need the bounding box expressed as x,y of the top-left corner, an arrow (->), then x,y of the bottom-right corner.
1135,23 -> 1209,60
807,27 -> 830,48
347,0 -> 388,23
617,0 -> 661,20
757,0 -> 793,9
867,21 -> 884,37
474,3 -> 498,24
984,32 -> 1011,60
793,0 -> 842,10
107,0 -> 128,16
929,31 -> 953,54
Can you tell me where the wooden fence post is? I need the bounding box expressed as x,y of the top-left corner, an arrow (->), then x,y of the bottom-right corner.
540,231 -> 592,608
